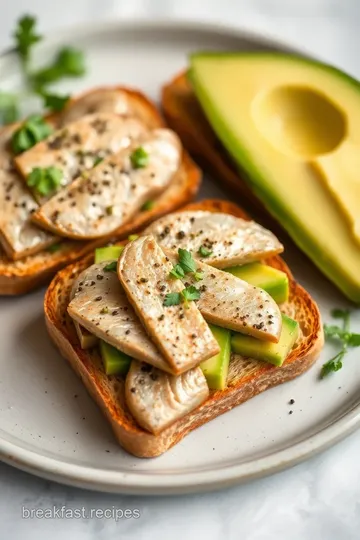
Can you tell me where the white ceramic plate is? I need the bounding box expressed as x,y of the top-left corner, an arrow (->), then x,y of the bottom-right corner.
1,20 -> 360,495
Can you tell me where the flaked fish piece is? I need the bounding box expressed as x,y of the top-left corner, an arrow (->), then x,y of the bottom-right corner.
167,253 -> 282,342
15,113 -> 148,203
144,211 -> 283,268
59,89 -> 130,125
67,261 -> 175,373
0,124 -> 57,259
125,360 -> 209,435
118,236 -> 220,372
31,129 -> 181,239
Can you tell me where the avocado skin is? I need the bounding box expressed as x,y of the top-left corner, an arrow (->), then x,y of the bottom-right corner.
100,340 -> 131,375
231,314 -> 299,367
225,263 -> 289,304
201,325 -> 231,390
95,246 -> 124,264
189,52 -> 360,303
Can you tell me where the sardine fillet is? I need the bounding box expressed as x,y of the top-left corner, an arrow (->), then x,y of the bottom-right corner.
118,235 -> 220,371
125,360 -> 209,435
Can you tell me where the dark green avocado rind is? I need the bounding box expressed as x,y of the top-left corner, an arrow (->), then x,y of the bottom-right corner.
188,52 -> 360,303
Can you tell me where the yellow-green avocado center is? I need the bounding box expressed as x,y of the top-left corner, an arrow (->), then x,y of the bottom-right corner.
189,52 -> 360,302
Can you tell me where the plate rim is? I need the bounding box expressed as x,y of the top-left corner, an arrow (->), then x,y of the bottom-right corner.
1,17 -> 358,495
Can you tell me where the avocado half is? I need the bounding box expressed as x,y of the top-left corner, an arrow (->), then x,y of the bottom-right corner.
189,52 -> 360,302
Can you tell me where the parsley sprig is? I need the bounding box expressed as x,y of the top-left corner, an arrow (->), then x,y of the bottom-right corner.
169,248 -> 203,282
0,15 -> 86,124
163,285 -> 201,308
321,309 -> 360,378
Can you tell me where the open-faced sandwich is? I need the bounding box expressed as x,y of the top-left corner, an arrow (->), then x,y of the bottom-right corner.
45,199 -> 323,458
0,86 -> 200,295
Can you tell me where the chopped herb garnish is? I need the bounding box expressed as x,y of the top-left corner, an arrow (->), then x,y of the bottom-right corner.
103,261 -> 117,272
93,156 -> 104,167
27,166 -> 62,196
321,308 -> 360,378
193,271 -> 204,282
163,285 -> 201,308
163,292 -> 181,307
100,307 -> 109,314
41,91 -> 70,112
169,264 -> 185,280
105,205 -> 113,216
170,248 -> 203,282
31,46 -> 86,89
12,115 -> 53,154
178,248 -> 197,274
128,234 -> 139,242
14,15 -> 42,66
181,285 -> 201,307
130,146 -> 149,169
46,242 -> 62,253
198,245 -> 213,258
141,200 -> 154,211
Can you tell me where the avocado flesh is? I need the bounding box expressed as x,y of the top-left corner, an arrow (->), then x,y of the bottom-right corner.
201,324 -> 231,390
231,314 -> 299,367
75,323 -> 98,349
95,245 -> 124,263
100,340 -> 131,375
189,52 -> 360,302
225,263 -> 289,304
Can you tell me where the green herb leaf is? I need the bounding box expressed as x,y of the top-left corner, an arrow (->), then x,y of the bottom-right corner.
12,115 -> 53,154
194,271 -> 204,282
163,292 -> 181,307
181,285 -> 201,303
93,156 -> 104,167
128,234 -> 139,242
31,46 -> 86,89
322,308 -> 360,378
169,264 -> 185,280
41,91 -> 70,112
141,200 -> 154,212
13,15 -> 42,64
198,245 -> 213,257
178,248 -> 197,274
0,92 -> 19,125
103,261 -> 117,272
321,350 -> 345,378
346,333 -> 360,347
46,242 -> 62,253
130,147 -> 149,169
27,166 -> 62,196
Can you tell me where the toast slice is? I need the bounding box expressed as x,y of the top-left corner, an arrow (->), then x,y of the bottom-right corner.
0,86 -> 201,295
44,199 -> 323,458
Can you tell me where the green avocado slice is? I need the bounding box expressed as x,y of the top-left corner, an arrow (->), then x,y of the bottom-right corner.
231,314 -> 299,367
95,245 -> 124,263
201,324 -> 231,390
189,52 -> 360,302
225,262 -> 289,304
100,340 -> 131,375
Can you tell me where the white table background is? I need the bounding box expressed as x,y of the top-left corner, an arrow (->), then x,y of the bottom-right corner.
1,1 -> 360,538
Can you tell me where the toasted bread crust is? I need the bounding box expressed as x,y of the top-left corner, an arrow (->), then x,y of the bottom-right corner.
44,199 -> 324,457
0,86 -> 201,295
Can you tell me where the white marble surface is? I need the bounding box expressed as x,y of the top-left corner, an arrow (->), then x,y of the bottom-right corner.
1,0 -> 360,538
